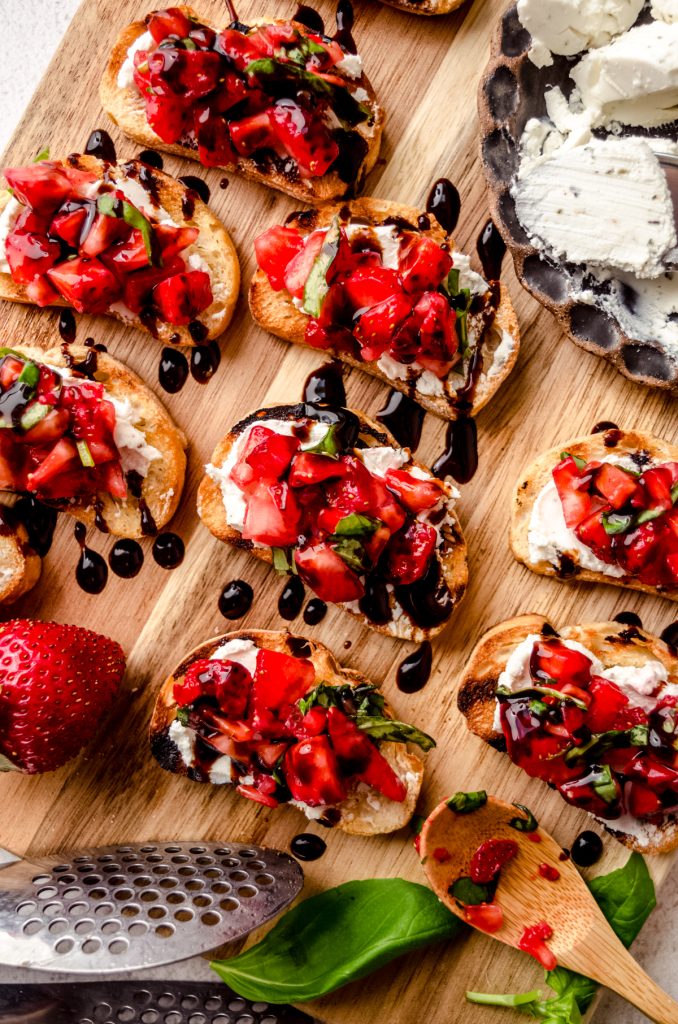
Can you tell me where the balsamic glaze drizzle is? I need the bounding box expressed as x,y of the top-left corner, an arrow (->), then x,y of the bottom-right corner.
426,178 -> 461,236
396,641 -> 433,693
190,342 -> 221,383
303,598 -> 327,625
58,310 -> 76,344
302,362 -> 346,405
84,129 -> 117,164
74,522 -> 108,594
279,576 -> 305,620
476,219 -> 506,282
109,539 -> 144,579
291,833 -> 327,861
219,579 -> 254,619
159,348 -> 189,394
376,390 -> 424,452
152,532 -> 185,569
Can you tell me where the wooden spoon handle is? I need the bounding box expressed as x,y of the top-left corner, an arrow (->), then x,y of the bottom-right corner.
577,943 -> 678,1024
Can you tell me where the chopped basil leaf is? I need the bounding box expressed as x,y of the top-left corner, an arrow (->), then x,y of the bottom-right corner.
450,877 -> 491,906
271,547 -> 296,574
559,451 -> 587,470
672,483 -> 678,504
181,37 -> 197,49
245,57 -> 335,99
591,763 -> 618,804
76,439 -> 95,468
17,360 -> 40,389
602,511 -> 634,536
509,803 -> 538,832
19,402 -> 50,432
442,267 -> 460,295
636,507 -> 665,525
332,536 -> 369,573
333,513 -> 381,538
175,706 -> 190,726
528,698 -> 548,715
532,684 -> 588,710
33,146 -> 50,163
302,215 -> 341,317
565,724 -> 648,766
356,715 -> 436,752
97,194 -> 155,263
467,991 -> 541,1008
446,790 -> 487,814
304,424 -> 340,456
287,37 -> 327,65
298,681 -> 385,717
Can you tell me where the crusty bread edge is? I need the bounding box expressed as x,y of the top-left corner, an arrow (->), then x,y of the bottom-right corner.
0,521 -> 42,604
511,429 -> 678,602
149,628 -> 425,835
100,9 -> 385,206
196,404 -> 468,641
248,198 -> 520,420
0,154 -> 240,346
379,0 -> 466,12
457,614 -> 678,854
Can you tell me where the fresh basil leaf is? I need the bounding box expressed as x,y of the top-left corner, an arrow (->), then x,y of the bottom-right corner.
602,511 -> 634,536
355,714 -> 436,752
287,36 -> 327,65
97,194 -> 155,263
591,763 -> 617,804
564,725 -> 647,765
304,423 -> 340,456
509,803 -> 538,832
33,146 -> 50,163
636,507 -> 665,525
181,36 -> 197,49
467,991 -> 542,1008
271,546 -> 296,574
298,682 -> 385,717
211,879 -> 463,1002
533,685 -> 587,710
450,877 -> 491,906
442,267 -> 460,296
302,215 -> 341,316
175,706 -> 190,726
529,699 -> 548,715
559,451 -> 586,470
245,57 -> 335,100
334,513 -> 381,538
446,790 -> 487,814
17,360 -> 39,389
333,536 -> 369,572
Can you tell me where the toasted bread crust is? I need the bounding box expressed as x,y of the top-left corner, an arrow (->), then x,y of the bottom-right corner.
378,0 -> 466,12
0,154 -> 239,347
150,629 -> 425,835
511,429 -> 678,602
9,344 -> 187,539
248,199 -> 520,419
0,517 -> 42,604
196,403 -> 468,641
458,615 -> 678,854
101,9 -> 384,206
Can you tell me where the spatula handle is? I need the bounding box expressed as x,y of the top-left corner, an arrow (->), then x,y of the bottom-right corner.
574,942 -> 678,1024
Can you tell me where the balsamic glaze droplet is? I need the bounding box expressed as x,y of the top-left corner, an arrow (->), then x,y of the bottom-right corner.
159,347 -> 189,394
14,496 -> 57,556
476,219 -> 506,281
291,833 -> 327,861
396,641 -> 433,693
287,635 -> 312,658
293,4 -> 325,32
190,342 -> 221,383
74,522 -> 108,594
303,598 -> 327,626
219,579 -> 254,619
138,149 -> 164,170
279,576 -> 305,620
432,417 -> 478,484
571,831 -> 603,867
139,498 -> 157,537
376,389 -> 425,452
179,174 -> 211,205
58,309 -> 76,345
152,532 -> 185,570
334,0 -> 357,53
358,575 -> 391,625
109,539 -> 144,579
394,558 -> 452,630
592,420 -> 620,434
660,620 -> 678,651
84,129 -> 117,164
302,362 -> 346,405
613,611 -> 643,628
188,320 -> 209,344
426,178 -> 461,236
219,177 -> 229,189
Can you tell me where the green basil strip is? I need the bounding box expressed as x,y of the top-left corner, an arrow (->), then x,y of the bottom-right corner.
76,439 -> 95,468
97,193 -> 155,263
446,790 -> 487,814
450,877 -> 491,906
271,547 -> 295,574
601,511 -> 634,536
333,536 -> 369,572
303,423 -> 340,456
356,714 -> 436,752
509,803 -> 538,832
559,451 -> 587,470
333,512 -> 381,537
672,483 -> 678,504
302,215 -> 342,316
17,361 -> 40,389
33,146 -> 50,163
211,879 -> 463,1003
636,507 -> 666,525
298,681 -> 385,716
467,991 -> 541,1007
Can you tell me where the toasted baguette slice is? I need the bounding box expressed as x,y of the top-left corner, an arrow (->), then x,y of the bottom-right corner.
0,154 -> 239,347
197,403 -> 467,640
249,198 -> 519,419
379,0 -> 465,12
0,509 -> 41,604
6,345 -> 187,539
458,614 -> 678,853
101,8 -> 384,206
150,629 -> 425,835
511,429 -> 678,601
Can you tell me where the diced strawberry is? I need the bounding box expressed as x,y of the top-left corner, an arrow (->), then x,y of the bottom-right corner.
230,111 -> 277,156
5,231 -> 61,284
27,437 -> 79,490
574,508 -> 614,562
384,468 -> 443,513
295,543 -> 365,602
529,638 -> 593,689
229,425 -> 276,490
215,28 -> 263,71
469,838 -> 518,884
236,783 -> 279,807
518,922 -> 556,970
194,108 -> 238,167
250,647 -> 315,718
355,292 -> 412,362
25,276 -> 60,307
0,357 -> 25,388
103,228 -> 151,273
154,224 -> 199,263
247,23 -> 299,55
254,225 -> 305,291
342,266 -> 402,311
384,521 -> 437,585
242,480 -> 301,547
5,163 -> 71,216
122,256 -> 184,313
464,902 -> 504,933
51,205 -> 88,248
552,456 -> 592,529
666,551 -> 678,585
300,707 -> 327,737
240,432 -> 300,485
641,466 -> 674,512
399,236 -> 453,295
627,751 -> 678,790
627,782 -> 662,818
152,270 -> 213,324
284,230 -> 326,298
148,47 -> 222,101
284,735 -> 347,806
412,291 -> 457,377
586,677 -> 629,733
269,99 -> 339,177
18,408 -> 70,445
326,706 -> 407,802
147,7 -> 192,43
594,463 -> 640,510
145,90 -> 192,145
47,256 -> 121,313
618,521 -> 664,574
81,212 -> 130,257
288,452 -> 345,487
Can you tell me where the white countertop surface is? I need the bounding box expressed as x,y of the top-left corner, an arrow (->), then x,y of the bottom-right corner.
0,2 -> 677,1020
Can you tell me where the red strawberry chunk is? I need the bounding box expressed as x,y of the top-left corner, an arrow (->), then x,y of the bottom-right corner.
342,266 -> 402,311
148,47 -> 222,101
5,163 -> 71,216
284,735 -> 347,806
148,7 -> 192,43
104,228 -> 151,273
552,455 -> 592,528
288,451 -> 345,487
469,838 -> 519,884
464,902 -> 504,933
145,90 -> 192,145
51,205 -> 89,247
216,28 -> 263,70
47,256 -> 121,313
254,225 -> 305,290
627,782 -> 662,818
175,658 -> 251,717
284,230 -> 326,298
618,521 -> 664,574
519,922 -> 556,970
412,291 -> 457,376
384,520 -> 437,585
529,638 -> 593,689
230,111 -> 277,156
80,212 -> 130,257
355,292 -> 412,362
242,480 -> 301,547
641,466 -> 674,512
5,231 -> 61,284
152,270 -> 213,325
594,463 -> 641,510
586,677 -> 629,733
384,468 -> 443,513
250,648 -> 315,718
399,236 -> 453,295
122,255 -> 185,314
295,543 -> 365,602
245,432 -> 300,482
269,99 -> 339,177
574,508 -> 614,562
327,706 -> 407,802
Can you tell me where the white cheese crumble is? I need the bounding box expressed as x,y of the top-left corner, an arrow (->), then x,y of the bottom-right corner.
359,446 -> 409,478
0,197 -> 21,273
517,0 -> 643,67
117,29 -> 154,90
109,395 -> 162,478
210,637 -> 259,676
168,719 -> 197,765
336,53 -> 364,79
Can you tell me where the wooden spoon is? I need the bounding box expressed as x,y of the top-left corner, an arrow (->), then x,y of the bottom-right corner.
420,794 -> 678,1024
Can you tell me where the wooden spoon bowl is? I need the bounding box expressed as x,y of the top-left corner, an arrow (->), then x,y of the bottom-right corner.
420,794 -> 678,1024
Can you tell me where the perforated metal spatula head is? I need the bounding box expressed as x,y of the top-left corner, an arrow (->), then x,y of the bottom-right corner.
0,841 -> 303,974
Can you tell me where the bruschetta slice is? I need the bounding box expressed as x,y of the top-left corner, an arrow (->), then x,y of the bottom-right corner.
0,153 -> 239,346
458,615 -> 678,854
101,7 -> 384,205
512,428 -> 678,600
0,344 -> 187,538
250,199 -> 519,418
198,402 -> 467,640
379,0 -> 465,13
0,506 -> 41,603
151,629 -> 432,834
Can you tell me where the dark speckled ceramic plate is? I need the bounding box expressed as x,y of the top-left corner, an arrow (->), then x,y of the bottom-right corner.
478,3 -> 678,392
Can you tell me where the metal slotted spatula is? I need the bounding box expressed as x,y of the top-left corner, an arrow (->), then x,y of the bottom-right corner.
0,841 -> 303,974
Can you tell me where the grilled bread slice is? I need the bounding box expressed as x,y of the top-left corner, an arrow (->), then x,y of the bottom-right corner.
4,345 -> 187,539
0,154 -> 239,347
511,429 -> 678,601
0,512 -> 41,604
458,614 -> 678,854
379,0 -> 466,13
150,629 -> 426,835
101,8 -> 384,206
197,403 -> 467,641
249,198 -> 520,419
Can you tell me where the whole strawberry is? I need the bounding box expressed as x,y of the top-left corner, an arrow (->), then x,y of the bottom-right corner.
0,619 -> 126,774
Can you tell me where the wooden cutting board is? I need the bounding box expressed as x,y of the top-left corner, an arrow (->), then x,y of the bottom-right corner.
1,0 -> 676,1020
